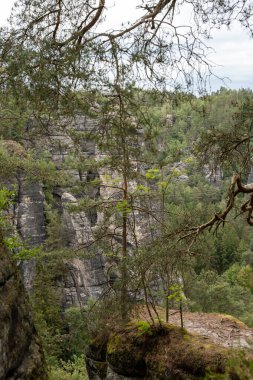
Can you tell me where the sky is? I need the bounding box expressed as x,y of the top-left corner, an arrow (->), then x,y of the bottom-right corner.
1,0 -> 253,92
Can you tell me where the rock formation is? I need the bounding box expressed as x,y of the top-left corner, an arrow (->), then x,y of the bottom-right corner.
6,115 -> 109,308
2,113 -> 226,312
85,319 -> 253,380
0,236 -> 46,380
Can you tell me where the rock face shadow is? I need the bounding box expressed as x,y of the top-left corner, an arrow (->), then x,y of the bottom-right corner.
0,238 -> 46,380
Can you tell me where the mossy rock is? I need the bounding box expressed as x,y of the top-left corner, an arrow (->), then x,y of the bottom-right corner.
104,323 -> 253,380
107,329 -> 147,377
86,356 -> 108,380
86,332 -> 111,380
86,332 -> 110,362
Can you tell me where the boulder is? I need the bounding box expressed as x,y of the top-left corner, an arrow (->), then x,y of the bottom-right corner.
86,322 -> 253,380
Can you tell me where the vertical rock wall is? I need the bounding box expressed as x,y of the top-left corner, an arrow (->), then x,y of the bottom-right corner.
18,115 -> 108,307
16,177 -> 46,291
0,238 -> 46,380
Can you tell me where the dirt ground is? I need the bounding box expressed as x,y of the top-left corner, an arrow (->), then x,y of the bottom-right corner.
134,306 -> 253,350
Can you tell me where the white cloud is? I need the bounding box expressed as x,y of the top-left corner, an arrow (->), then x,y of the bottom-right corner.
207,23 -> 253,90
0,1 -> 13,25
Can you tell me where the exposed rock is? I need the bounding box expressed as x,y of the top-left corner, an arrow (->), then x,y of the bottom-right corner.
85,331 -> 109,380
58,256 -> 107,308
203,164 -> 223,184
135,306 -> 253,350
86,322 -> 253,380
106,367 -> 138,380
61,192 -> 93,246
247,167 -> 253,184
2,115 -> 160,308
6,115 -> 109,307
166,310 -> 253,350
0,237 -> 47,380
171,161 -> 189,181
86,357 -> 107,380
165,114 -> 176,126
16,177 -> 46,291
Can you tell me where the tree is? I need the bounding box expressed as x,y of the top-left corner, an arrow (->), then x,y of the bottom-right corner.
2,2 -> 253,222
2,0 -> 253,111
1,0 -> 253,329
175,91 -> 253,241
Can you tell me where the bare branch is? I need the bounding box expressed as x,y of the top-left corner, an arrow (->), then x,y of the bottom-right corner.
178,173 -> 253,241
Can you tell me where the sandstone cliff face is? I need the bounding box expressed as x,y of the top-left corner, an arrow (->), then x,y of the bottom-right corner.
8,114 -> 178,308
15,115 -> 108,307
4,114 -> 161,309
0,238 -> 46,380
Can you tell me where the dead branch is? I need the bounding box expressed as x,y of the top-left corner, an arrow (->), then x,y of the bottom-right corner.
179,174 -> 253,241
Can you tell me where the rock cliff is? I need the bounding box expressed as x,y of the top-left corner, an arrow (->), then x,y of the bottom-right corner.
14,115 -> 108,307
2,113 -> 228,311
85,318 -> 253,380
0,236 -> 46,380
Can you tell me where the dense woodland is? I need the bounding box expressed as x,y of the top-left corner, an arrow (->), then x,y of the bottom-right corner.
1,87 -> 253,378
1,1 -> 253,379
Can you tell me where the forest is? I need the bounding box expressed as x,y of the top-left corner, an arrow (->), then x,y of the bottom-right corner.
1,1 -> 253,380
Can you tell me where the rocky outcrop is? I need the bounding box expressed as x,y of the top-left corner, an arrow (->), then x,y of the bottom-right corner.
3,114 -> 184,309
7,115 -> 109,307
17,179 -> 46,291
58,256 -> 107,308
0,237 -> 46,380
164,309 -> 253,350
86,321 -> 253,380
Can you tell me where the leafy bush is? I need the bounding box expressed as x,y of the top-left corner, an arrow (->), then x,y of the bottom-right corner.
48,355 -> 88,380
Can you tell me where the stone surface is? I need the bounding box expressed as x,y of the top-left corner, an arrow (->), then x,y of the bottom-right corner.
106,366 -> 139,380
4,114 -> 166,308
15,178 -> 46,247
15,115 -> 109,307
15,176 -> 46,291
134,305 -> 253,350
86,321 -> 253,380
58,256 -> 107,308
86,357 -> 107,380
0,237 -> 46,380
1,115 -> 154,308
166,309 -> 253,350
203,164 -> 223,184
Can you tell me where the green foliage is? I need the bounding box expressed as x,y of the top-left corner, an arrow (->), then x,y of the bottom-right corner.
30,257 -> 66,365
210,226 -> 241,273
0,187 -> 16,231
1,0 -> 253,373
1,85 -> 253,375
134,184 -> 150,194
45,206 -> 71,250
186,268 -> 253,326
4,236 -> 43,260
0,187 -> 16,210
0,94 -> 29,141
48,355 -> 88,380
204,351 -> 253,380
237,265 -> 253,293
0,187 -> 43,259
135,321 -> 153,336
115,200 -> 132,214
192,88 -> 253,173
167,284 -> 186,304
64,308 -> 90,357
145,168 -> 160,180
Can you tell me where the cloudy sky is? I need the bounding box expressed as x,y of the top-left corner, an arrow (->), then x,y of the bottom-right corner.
1,0 -> 253,92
